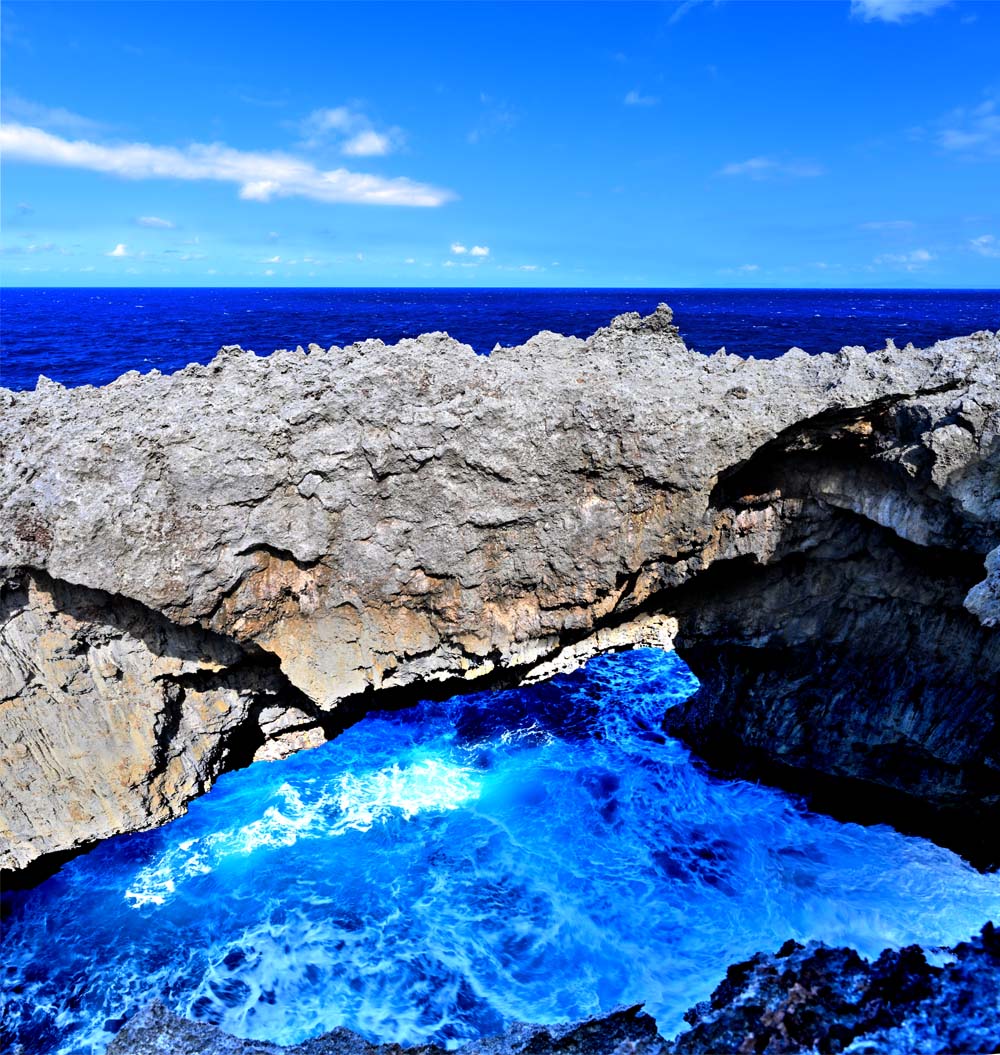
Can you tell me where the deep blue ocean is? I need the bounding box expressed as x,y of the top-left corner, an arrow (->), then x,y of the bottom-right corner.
2,287 -> 998,390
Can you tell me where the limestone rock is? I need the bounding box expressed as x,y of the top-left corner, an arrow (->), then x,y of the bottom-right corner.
1,307 -> 998,873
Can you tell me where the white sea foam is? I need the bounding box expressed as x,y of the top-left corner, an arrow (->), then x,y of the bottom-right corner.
125,760 -> 481,907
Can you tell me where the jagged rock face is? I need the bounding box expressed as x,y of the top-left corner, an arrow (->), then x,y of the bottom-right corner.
665,923 -> 1000,1055
106,1002 -> 664,1055
0,570 -> 322,873
1,306 -> 998,873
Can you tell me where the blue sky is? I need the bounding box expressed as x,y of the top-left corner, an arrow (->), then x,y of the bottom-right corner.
2,0 -> 998,288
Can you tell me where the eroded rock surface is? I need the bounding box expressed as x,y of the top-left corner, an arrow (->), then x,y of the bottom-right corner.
2,305 -> 998,872
105,1002 -> 663,1055
666,923 -> 1000,1055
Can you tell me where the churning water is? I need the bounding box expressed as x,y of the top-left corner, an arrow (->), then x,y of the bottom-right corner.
3,649 -> 999,1054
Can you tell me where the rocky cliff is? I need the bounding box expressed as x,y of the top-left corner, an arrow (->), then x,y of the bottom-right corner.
2,305 -> 998,876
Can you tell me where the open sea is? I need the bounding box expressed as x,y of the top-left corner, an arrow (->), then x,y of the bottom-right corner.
2,287 -> 998,390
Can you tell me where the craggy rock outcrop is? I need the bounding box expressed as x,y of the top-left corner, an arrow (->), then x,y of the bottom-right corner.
2,306 -> 998,874
101,926 -> 1000,1055
106,1001 -> 663,1055
665,923 -> 1000,1054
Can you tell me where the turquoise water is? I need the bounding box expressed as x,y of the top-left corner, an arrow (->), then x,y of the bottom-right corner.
3,649 -> 999,1054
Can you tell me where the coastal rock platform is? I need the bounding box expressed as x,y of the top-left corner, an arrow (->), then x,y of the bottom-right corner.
3,305 -> 997,874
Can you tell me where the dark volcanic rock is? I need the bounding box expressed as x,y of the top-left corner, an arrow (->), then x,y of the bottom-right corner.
665,923 -> 1000,1055
105,1000 -> 664,1055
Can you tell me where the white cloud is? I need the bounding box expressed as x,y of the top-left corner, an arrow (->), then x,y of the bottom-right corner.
937,98 -> 1000,157
970,234 -> 1000,258
0,123 -> 454,207
738,264 -> 760,272
850,0 -> 950,22
0,242 -> 59,255
299,107 -> 402,156
624,89 -> 659,107
719,156 -> 825,179
404,257 -> 416,264
450,242 -> 489,258
263,255 -> 281,263
107,243 -> 129,257
264,268 -> 275,276
342,130 -> 391,157
356,252 -> 364,261
519,264 -> 538,271
137,215 -> 175,228
874,248 -> 934,270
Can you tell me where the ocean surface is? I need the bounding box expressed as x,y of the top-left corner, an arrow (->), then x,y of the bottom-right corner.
2,287 -> 998,390
3,650 -> 999,1055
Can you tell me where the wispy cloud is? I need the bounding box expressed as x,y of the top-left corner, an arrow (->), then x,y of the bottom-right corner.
624,89 -> 659,107
850,0 -> 951,23
0,123 -> 454,207
0,242 -> 60,255
937,97 -> 1000,158
298,106 -> 402,156
106,243 -> 130,257
467,93 -> 517,145
1,94 -> 107,133
719,263 -> 761,275
860,219 -> 915,231
668,0 -> 714,26
874,247 -> 934,270
970,234 -> 1000,258
719,156 -> 825,180
136,215 -> 175,229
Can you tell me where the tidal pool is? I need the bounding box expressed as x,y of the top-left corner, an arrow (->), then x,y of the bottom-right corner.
3,649 -> 999,1054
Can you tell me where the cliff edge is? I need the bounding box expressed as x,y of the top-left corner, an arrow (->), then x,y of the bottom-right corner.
2,305 -> 998,874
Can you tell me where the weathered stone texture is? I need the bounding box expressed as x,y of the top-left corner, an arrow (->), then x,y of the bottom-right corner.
2,306 -> 998,872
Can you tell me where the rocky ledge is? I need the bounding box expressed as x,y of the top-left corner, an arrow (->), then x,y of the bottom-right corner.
2,305 -> 998,875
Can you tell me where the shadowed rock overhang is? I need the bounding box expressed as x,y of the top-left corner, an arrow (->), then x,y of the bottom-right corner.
2,305 -> 998,876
